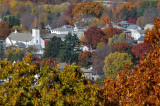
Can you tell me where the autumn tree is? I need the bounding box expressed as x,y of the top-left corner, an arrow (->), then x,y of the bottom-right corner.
108,34 -> 127,45
144,18 -> 160,46
112,42 -> 131,53
100,13 -> 111,24
78,51 -> 92,68
100,17 -> 160,105
7,47 -> 24,62
101,46 -> 160,105
0,21 -> 11,40
103,26 -> 123,38
131,43 -> 153,58
0,53 -> 102,105
83,26 -> 106,49
40,58 -> 58,67
103,52 -> 131,80
72,2 -> 104,18
65,4 -> 76,18
88,18 -> 105,27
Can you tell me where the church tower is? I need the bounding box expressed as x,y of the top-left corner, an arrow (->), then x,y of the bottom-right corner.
32,21 -> 41,45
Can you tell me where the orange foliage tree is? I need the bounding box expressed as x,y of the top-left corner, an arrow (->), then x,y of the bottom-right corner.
144,18 -> 160,47
100,13 -> 111,24
72,2 -> 104,18
0,21 -> 11,40
100,18 -> 160,105
78,51 -> 92,68
103,26 -> 123,38
83,26 -> 106,49
131,43 -> 153,58
112,42 -> 131,52
0,53 -> 102,105
116,2 -> 134,15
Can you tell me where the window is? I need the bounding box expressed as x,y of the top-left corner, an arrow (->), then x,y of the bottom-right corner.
36,40 -> 38,43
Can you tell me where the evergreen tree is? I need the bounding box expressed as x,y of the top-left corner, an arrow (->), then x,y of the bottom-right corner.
59,33 -> 81,64
2,15 -> 20,27
43,36 -> 62,58
129,7 -> 137,18
0,40 -> 4,60
121,6 -> 129,20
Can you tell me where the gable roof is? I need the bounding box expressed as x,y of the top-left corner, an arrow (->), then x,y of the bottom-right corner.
127,24 -> 141,30
144,24 -> 154,30
119,21 -> 128,25
8,32 -> 33,42
137,30 -> 146,35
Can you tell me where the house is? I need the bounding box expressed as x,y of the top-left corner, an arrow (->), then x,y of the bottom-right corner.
81,67 -> 93,80
137,35 -> 145,44
72,25 -> 87,38
127,24 -> 141,31
5,24 -> 45,57
50,25 -> 74,34
118,21 -> 130,28
144,24 -> 154,30
127,24 -> 142,40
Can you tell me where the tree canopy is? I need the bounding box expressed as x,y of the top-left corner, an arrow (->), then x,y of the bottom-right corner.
0,53 -> 102,105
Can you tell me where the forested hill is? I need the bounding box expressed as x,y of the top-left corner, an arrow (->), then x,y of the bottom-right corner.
2,0 -> 84,4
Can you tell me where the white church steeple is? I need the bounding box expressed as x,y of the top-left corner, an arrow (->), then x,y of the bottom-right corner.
32,21 -> 40,45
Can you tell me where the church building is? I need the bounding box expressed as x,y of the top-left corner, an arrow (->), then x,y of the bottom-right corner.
5,24 -> 45,57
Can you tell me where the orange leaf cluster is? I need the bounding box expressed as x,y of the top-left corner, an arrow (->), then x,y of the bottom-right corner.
78,51 -> 91,67
116,2 -> 134,15
144,18 -> 160,47
101,47 -> 160,105
72,2 -> 104,18
131,43 -> 153,58
103,26 -> 123,38
112,42 -> 131,52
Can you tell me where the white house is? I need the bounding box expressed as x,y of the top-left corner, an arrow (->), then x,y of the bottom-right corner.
127,24 -> 142,40
50,25 -> 74,34
5,24 -> 45,57
144,24 -> 154,30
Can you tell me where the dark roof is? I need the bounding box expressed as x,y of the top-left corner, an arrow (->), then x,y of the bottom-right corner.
137,30 -> 146,35
81,68 -> 92,73
43,33 -> 66,40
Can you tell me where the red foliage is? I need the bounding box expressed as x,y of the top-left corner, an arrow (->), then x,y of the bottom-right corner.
40,58 -> 58,67
103,26 -> 123,38
127,17 -> 137,24
101,47 -> 160,105
33,56 -> 41,61
44,40 -> 49,46
131,43 -> 153,58
84,26 -> 105,49
78,51 -> 91,67
112,42 -> 131,52
65,4 -> 76,18
0,21 -> 11,40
